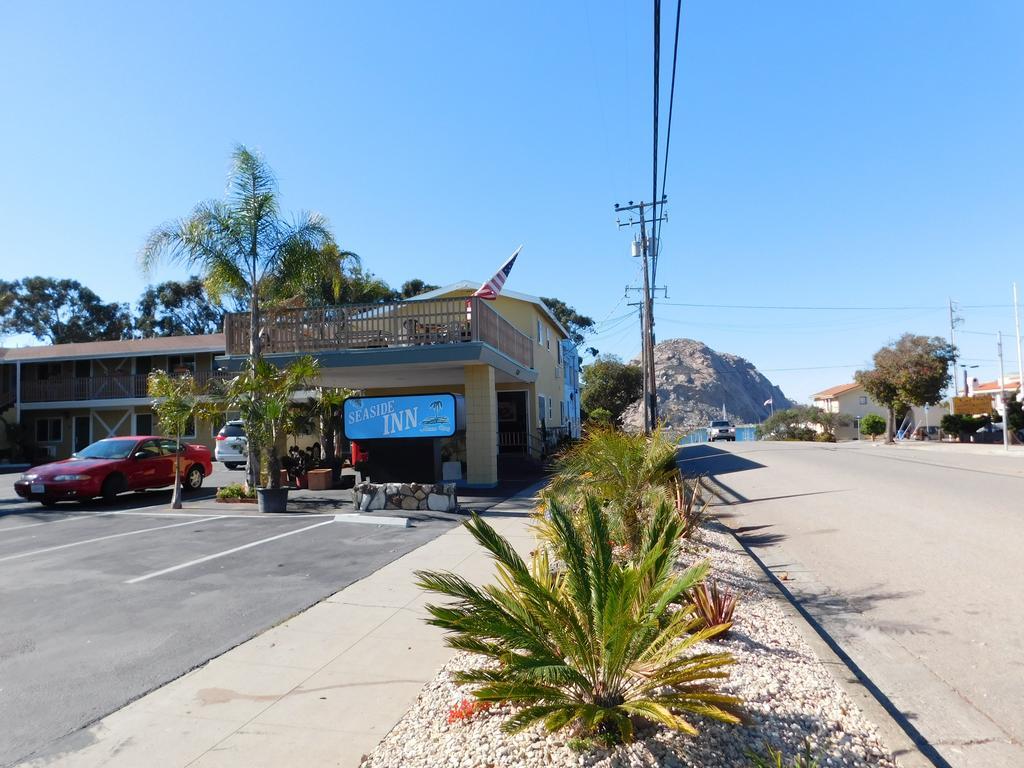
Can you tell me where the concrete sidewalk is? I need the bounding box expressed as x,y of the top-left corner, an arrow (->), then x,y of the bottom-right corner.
22,485 -> 542,768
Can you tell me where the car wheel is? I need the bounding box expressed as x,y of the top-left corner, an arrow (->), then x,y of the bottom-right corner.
101,474 -> 124,502
184,465 -> 204,491
224,462 -> 239,470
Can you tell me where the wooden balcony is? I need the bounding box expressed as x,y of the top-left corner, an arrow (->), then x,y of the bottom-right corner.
20,370 -> 225,404
224,297 -> 534,370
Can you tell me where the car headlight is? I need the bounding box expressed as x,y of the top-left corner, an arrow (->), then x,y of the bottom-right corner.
20,473 -> 38,482
52,474 -> 90,482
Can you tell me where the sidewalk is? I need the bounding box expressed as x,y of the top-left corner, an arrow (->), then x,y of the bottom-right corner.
22,484 -> 543,768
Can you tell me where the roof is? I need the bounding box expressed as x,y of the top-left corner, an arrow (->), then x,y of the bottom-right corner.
972,375 -> 1022,394
811,382 -> 862,399
410,281 -> 571,340
0,333 -> 225,363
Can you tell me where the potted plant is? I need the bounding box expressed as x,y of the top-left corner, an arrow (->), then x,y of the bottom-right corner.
223,355 -> 319,513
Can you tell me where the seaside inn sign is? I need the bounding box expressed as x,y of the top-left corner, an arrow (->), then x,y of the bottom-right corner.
343,394 -> 460,440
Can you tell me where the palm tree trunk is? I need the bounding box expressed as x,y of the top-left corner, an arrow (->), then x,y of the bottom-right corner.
171,432 -> 183,509
246,265 -> 261,491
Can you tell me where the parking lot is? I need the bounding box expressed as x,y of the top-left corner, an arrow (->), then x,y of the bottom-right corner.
0,465 -> 471,767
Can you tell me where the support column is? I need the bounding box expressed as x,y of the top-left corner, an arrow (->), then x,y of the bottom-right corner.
464,364 -> 497,487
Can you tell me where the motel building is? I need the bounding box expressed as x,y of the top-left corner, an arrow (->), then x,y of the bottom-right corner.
0,282 -> 581,488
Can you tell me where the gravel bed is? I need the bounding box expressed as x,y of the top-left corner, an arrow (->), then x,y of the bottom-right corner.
360,523 -> 899,768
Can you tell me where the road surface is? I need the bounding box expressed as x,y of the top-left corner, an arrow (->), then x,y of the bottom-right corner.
679,441 -> 1024,768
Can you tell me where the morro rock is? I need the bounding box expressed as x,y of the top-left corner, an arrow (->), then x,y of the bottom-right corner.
621,338 -> 792,432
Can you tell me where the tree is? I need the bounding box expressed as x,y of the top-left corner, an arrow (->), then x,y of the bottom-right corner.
398,279 -> 438,298
580,355 -> 643,423
3,277 -> 133,344
147,370 -> 220,509
756,407 -> 818,441
140,145 -> 340,490
809,408 -> 851,441
135,277 -> 224,337
940,413 -> 990,443
859,413 -> 886,441
541,297 -> 595,348
856,334 -> 956,444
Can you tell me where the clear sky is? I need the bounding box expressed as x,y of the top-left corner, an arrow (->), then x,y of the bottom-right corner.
2,1 -> 1023,403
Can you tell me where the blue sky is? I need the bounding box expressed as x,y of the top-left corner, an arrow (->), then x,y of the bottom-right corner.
2,1 -> 1023,403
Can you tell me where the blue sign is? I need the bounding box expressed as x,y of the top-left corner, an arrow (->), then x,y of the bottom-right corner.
344,394 -> 457,439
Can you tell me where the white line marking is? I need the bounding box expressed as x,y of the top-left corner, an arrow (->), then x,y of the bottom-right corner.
334,513 -> 411,528
0,517 -> 222,564
125,519 -> 336,584
0,512 -> 113,533
103,510 -> 336,520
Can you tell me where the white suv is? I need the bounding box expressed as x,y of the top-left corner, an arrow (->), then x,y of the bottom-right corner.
214,420 -> 247,469
708,420 -> 736,442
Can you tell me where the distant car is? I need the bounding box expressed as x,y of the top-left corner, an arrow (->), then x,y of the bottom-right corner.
709,420 -> 736,442
14,436 -> 213,508
214,420 -> 247,469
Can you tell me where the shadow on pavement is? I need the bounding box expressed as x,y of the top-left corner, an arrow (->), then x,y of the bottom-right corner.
676,444 -> 765,479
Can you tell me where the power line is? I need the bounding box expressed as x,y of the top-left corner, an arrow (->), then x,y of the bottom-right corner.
660,301 -> 1015,311
653,0 -> 682,287
651,0 -> 662,287
760,364 -> 863,372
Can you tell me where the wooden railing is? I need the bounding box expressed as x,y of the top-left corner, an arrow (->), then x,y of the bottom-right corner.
225,297 -> 534,369
20,370 -> 226,403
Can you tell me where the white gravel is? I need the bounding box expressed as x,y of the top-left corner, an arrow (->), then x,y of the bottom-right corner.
360,523 -> 900,768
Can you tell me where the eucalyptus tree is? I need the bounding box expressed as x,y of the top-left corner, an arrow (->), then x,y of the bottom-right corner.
139,145 -> 348,488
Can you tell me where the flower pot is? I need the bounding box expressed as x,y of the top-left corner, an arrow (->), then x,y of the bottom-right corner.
256,487 -> 289,513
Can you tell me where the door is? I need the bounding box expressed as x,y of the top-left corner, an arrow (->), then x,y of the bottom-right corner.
73,415 -> 91,453
125,439 -> 170,489
497,391 -> 528,454
134,357 -> 152,396
74,360 -> 91,400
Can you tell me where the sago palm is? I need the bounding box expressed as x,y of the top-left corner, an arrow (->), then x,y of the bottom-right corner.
544,426 -> 683,552
139,145 -> 351,489
416,497 -> 741,743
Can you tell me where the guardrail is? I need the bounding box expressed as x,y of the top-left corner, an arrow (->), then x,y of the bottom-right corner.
224,297 -> 534,369
20,370 -> 225,403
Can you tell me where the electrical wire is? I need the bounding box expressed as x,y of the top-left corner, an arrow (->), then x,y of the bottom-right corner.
653,0 -> 682,287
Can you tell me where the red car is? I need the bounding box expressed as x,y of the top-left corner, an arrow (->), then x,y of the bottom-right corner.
14,436 -> 214,508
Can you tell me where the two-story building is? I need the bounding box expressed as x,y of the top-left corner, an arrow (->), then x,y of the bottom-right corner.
217,281 -> 577,487
812,381 -> 943,439
0,335 -> 226,463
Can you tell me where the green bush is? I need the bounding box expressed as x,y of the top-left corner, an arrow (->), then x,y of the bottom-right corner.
216,483 -> 255,500
859,413 -> 886,440
416,497 -> 740,744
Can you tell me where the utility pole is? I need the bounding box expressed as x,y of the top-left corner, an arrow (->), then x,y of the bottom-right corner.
948,298 -> 960,413
1014,282 -> 1023,397
998,330 -> 1009,451
616,199 -> 668,433
626,296 -> 648,429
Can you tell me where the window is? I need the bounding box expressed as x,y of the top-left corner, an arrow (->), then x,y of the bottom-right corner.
135,439 -> 162,459
537,394 -> 546,425
159,438 -> 185,455
135,413 -> 153,436
536,319 -> 543,346
547,397 -> 553,421
545,326 -> 551,350
858,396 -> 868,405
167,354 -> 196,375
181,416 -> 196,438
36,417 -> 62,443
559,400 -> 565,424
557,341 -> 562,365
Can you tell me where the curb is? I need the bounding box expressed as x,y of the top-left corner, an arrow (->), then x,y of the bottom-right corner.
709,517 -> 943,768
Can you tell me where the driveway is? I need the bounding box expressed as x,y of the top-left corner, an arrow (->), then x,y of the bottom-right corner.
679,441 -> 1024,768
0,465 -> 480,767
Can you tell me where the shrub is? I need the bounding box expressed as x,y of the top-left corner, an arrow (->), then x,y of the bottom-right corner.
746,740 -> 820,767
216,483 -> 254,500
859,413 -> 886,440
543,427 -> 683,553
686,579 -> 738,639
416,497 -> 741,744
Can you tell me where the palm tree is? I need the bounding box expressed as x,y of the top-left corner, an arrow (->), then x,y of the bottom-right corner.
139,145 -> 351,489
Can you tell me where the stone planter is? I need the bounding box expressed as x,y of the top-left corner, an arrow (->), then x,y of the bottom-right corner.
353,481 -> 458,512
256,487 -> 289,513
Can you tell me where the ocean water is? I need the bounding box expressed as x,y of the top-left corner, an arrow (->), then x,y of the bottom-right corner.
678,425 -> 757,444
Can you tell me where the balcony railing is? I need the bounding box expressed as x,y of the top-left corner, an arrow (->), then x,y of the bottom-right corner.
20,370 -> 225,404
224,297 -> 534,369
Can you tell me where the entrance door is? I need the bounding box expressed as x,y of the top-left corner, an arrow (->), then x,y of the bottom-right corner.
73,415 -> 91,453
496,391 -> 528,454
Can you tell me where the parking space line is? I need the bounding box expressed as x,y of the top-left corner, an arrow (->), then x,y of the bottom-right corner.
0,512 -> 113,533
125,519 -> 336,584
0,517 -> 222,564
103,510 -> 336,520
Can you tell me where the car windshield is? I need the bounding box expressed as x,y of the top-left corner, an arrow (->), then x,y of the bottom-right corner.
74,439 -> 137,460
219,424 -> 246,438
711,420 -> 730,427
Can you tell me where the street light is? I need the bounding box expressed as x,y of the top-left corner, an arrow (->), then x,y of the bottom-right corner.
960,364 -> 979,398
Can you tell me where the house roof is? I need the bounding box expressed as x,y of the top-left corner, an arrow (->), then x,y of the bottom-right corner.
972,375 -> 1022,394
0,333 -> 226,363
811,382 -> 862,399
410,281 -> 571,339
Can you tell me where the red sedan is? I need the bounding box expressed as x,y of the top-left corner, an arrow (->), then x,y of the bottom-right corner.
14,436 -> 214,508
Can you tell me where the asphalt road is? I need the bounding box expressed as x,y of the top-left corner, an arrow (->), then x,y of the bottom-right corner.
0,465 -> 468,767
680,441 -> 1024,768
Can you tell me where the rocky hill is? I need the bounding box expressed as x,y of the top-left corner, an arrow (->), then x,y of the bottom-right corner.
621,338 -> 792,432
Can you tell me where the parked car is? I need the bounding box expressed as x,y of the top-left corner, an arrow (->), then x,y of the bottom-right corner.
214,419 -> 247,469
14,436 -> 213,507
708,419 -> 736,442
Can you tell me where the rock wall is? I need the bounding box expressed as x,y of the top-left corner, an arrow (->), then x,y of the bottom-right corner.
622,338 -> 792,432
353,481 -> 458,512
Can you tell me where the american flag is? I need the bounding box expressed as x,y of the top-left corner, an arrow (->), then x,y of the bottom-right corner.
472,246 -> 522,300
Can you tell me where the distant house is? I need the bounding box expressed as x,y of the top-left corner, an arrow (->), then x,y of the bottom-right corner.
811,382 -> 942,440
